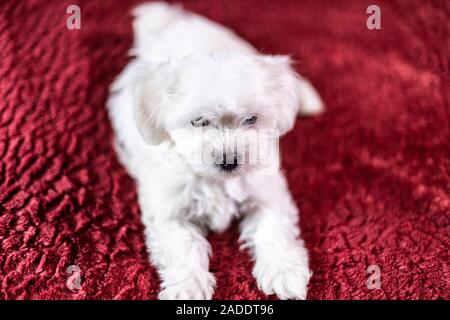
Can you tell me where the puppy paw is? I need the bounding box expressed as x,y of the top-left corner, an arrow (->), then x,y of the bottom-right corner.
253,253 -> 311,300
158,272 -> 216,300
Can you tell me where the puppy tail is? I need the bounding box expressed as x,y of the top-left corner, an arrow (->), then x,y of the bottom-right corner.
296,76 -> 326,117
130,2 -> 183,57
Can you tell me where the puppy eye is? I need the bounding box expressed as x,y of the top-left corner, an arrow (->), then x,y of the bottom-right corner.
243,116 -> 257,126
191,117 -> 210,127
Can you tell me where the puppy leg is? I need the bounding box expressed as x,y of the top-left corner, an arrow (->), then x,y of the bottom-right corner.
240,173 -> 311,299
138,181 -> 215,300
297,76 -> 325,116
144,217 -> 216,300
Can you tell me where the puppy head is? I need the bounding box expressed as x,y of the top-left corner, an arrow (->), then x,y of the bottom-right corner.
133,52 -> 303,177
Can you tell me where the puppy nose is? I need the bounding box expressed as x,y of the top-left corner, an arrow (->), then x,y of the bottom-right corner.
220,153 -> 238,171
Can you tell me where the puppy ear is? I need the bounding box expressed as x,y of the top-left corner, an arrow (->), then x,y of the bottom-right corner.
132,62 -> 173,145
259,55 -> 324,135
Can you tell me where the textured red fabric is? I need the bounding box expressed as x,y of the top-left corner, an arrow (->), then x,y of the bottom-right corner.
0,0 -> 448,300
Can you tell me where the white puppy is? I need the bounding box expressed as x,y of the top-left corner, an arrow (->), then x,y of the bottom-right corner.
107,2 -> 324,300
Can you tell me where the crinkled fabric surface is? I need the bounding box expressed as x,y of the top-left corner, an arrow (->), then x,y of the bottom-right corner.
0,0 -> 448,299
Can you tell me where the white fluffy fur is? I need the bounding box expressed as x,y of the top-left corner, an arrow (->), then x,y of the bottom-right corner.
107,2 -> 324,300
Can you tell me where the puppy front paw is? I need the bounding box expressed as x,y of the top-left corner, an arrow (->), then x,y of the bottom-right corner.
158,272 -> 216,300
253,252 -> 311,300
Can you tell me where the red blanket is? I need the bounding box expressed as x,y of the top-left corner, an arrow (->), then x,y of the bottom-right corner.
0,0 -> 448,299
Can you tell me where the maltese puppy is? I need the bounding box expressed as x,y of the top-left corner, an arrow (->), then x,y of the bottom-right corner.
107,2 -> 324,300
